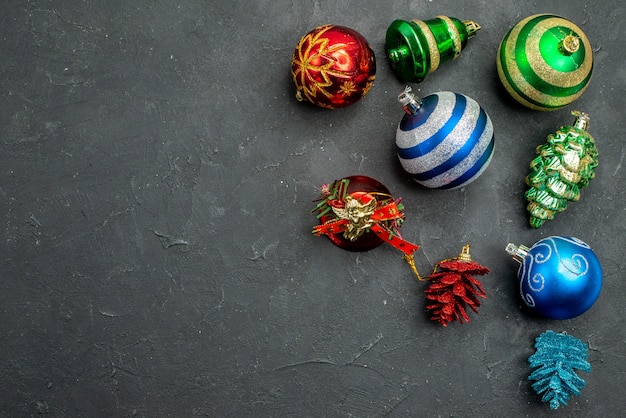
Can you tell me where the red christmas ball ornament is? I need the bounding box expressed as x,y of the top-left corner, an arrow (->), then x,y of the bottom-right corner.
291,25 -> 376,109
311,175 -> 422,278
312,176 -> 390,251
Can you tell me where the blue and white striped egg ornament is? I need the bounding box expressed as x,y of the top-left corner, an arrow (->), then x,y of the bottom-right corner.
396,88 -> 495,189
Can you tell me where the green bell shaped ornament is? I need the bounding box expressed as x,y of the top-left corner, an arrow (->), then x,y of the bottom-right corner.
386,16 -> 481,83
525,111 -> 599,228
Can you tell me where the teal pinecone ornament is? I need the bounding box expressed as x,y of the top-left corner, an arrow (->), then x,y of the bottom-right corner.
528,330 -> 591,410
525,111 -> 598,228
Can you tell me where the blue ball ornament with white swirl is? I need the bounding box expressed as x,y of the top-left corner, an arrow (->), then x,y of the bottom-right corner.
505,236 -> 602,320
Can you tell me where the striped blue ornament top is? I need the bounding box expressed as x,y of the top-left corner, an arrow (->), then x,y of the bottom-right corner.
396,90 -> 494,189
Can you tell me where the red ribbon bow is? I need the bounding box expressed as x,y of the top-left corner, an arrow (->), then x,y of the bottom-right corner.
312,191 -> 420,255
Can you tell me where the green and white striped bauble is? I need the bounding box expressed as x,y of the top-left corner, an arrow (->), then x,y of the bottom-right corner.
497,14 -> 593,111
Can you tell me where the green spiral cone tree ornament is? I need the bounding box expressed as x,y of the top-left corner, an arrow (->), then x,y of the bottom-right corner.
497,14 -> 593,111
386,16 -> 480,83
525,111 -> 598,228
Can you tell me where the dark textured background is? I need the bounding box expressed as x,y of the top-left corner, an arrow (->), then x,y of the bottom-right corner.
1,1 -> 625,417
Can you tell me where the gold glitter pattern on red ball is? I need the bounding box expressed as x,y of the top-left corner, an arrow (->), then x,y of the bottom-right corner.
291,25 -> 376,109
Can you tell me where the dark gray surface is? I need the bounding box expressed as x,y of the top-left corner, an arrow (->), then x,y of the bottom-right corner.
1,1 -> 625,416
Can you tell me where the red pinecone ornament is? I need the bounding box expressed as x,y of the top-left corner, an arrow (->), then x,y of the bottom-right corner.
424,245 -> 489,326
